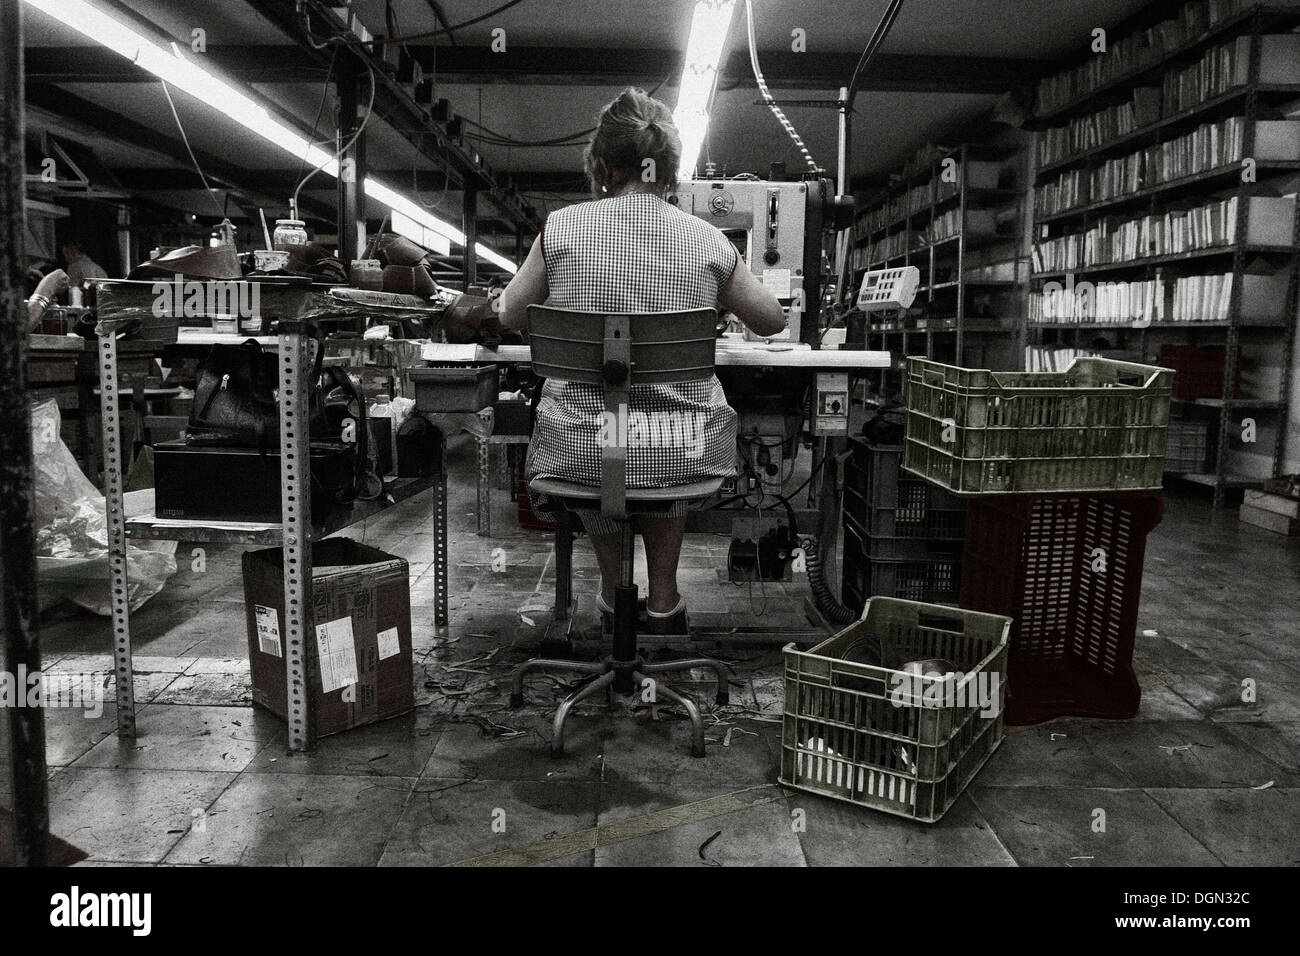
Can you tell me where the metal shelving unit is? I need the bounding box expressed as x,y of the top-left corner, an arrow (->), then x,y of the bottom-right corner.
1027,4 -> 1300,506
96,319 -> 448,752
850,142 -> 1023,398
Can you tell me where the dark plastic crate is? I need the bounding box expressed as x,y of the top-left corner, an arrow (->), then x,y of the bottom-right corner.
410,362 -> 499,413
780,597 -> 1011,823
845,439 -> 965,560
1163,419 -> 1208,474
842,521 -> 962,612
959,491 -> 1163,725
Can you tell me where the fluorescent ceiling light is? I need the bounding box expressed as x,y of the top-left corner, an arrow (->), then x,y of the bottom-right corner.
672,0 -> 737,179
21,0 -> 516,274
389,210 -> 452,258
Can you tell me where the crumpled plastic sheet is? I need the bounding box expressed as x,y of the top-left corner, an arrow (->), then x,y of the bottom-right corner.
31,399 -> 177,616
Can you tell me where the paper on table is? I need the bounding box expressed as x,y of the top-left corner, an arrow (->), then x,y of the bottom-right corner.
315,616 -> 359,694
377,626 -> 401,661
420,342 -> 478,362
254,605 -> 282,657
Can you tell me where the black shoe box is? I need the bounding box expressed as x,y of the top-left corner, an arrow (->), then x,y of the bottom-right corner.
154,440 -> 353,523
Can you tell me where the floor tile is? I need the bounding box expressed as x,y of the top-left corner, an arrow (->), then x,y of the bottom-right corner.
379,778 -> 598,866
165,772 -> 416,866
47,767 -> 238,864
72,705 -> 276,772
967,786 -> 1220,867
1145,788 -> 1300,866
791,790 -> 1015,866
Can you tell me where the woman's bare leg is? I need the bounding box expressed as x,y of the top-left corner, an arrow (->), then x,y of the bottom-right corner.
638,516 -> 685,613
588,531 -> 622,607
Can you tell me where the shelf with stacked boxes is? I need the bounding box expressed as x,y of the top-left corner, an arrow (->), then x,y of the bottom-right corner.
1028,1 -> 1300,506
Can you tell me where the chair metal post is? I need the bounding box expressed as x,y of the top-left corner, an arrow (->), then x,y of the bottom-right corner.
553,510 -> 573,621
612,522 -> 638,694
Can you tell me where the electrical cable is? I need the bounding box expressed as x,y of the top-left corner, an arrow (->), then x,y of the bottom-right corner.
293,47 -> 339,193
743,0 -> 818,173
461,75 -> 672,150
357,0 -> 531,44
299,2 -> 348,49
846,0 -> 905,106
292,61 -> 376,218
412,134 -> 454,213
159,79 -> 225,219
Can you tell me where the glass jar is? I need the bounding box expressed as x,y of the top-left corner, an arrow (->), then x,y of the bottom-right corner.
272,219 -> 308,250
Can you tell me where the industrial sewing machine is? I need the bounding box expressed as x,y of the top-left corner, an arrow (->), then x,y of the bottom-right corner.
667,176 -> 851,347
664,176 -> 862,586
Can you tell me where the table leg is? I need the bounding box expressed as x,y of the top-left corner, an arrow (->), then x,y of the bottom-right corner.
98,334 -> 136,739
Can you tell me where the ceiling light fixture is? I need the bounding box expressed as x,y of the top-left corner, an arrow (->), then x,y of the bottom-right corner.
20,0 -> 516,273
672,0 -> 737,180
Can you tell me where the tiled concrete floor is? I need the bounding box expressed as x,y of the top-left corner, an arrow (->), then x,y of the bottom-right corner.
4,434 -> 1299,866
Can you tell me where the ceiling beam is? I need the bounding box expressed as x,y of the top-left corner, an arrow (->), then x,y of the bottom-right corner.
403,47 -> 1038,94
256,0 -> 540,234
25,44 -> 1041,94
24,83 -> 334,221
23,45 -> 326,84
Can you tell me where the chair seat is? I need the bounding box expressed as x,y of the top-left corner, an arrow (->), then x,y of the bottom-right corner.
529,476 -> 724,505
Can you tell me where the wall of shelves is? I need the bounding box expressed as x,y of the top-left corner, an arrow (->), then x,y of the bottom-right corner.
1026,1 -> 1300,505
850,141 -> 1027,399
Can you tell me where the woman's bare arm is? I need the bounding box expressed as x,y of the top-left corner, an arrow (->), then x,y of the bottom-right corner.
718,260 -> 786,337
498,237 -> 549,331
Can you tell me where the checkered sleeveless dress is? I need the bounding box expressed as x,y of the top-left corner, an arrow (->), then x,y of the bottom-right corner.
525,192 -> 739,532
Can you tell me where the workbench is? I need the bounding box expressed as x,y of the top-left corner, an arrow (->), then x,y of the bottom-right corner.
91,282 -> 450,754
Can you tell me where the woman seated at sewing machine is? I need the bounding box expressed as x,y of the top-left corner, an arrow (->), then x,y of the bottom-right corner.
499,87 -> 785,631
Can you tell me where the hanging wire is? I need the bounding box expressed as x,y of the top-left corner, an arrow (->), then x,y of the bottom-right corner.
291,61 -> 377,218
847,0 -> 906,108
159,79 -> 226,219
744,0 -> 818,173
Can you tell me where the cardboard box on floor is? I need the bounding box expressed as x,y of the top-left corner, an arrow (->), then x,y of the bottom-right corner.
242,539 -> 414,737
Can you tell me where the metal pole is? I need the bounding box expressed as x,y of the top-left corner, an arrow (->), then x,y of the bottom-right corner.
335,56 -> 366,265
279,325 -> 316,752
100,332 -> 136,739
462,187 -> 479,289
336,55 -> 367,266
834,86 -> 851,304
0,0 -> 50,866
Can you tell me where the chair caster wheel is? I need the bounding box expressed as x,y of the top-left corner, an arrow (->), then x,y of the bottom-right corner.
715,692 -> 729,706
509,693 -> 525,709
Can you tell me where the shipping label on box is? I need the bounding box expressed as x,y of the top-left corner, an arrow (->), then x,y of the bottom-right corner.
254,605 -> 282,658
315,616 -> 359,694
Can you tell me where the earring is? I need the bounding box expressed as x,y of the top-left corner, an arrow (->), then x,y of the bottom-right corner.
601,185 -> 608,193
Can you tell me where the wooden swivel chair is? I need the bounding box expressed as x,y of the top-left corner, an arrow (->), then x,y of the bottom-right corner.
509,306 -> 731,757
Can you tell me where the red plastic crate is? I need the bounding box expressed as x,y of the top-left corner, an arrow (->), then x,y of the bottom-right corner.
959,492 -> 1162,725
1159,345 -> 1240,401
516,455 -> 555,531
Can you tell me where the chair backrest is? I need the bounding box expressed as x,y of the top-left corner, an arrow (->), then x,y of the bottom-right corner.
526,306 -> 718,519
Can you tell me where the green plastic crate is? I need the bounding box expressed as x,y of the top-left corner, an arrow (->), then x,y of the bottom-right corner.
780,597 -> 1011,823
903,357 -> 1172,495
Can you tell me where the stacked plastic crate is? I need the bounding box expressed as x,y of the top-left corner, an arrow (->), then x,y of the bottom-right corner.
900,356 -> 1173,724
841,440 -> 966,610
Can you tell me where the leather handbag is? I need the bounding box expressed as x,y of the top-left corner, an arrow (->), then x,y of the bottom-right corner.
187,327 -> 381,503
186,338 -> 280,449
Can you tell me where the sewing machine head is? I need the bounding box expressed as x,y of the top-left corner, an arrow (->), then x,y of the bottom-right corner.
669,177 -> 848,346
